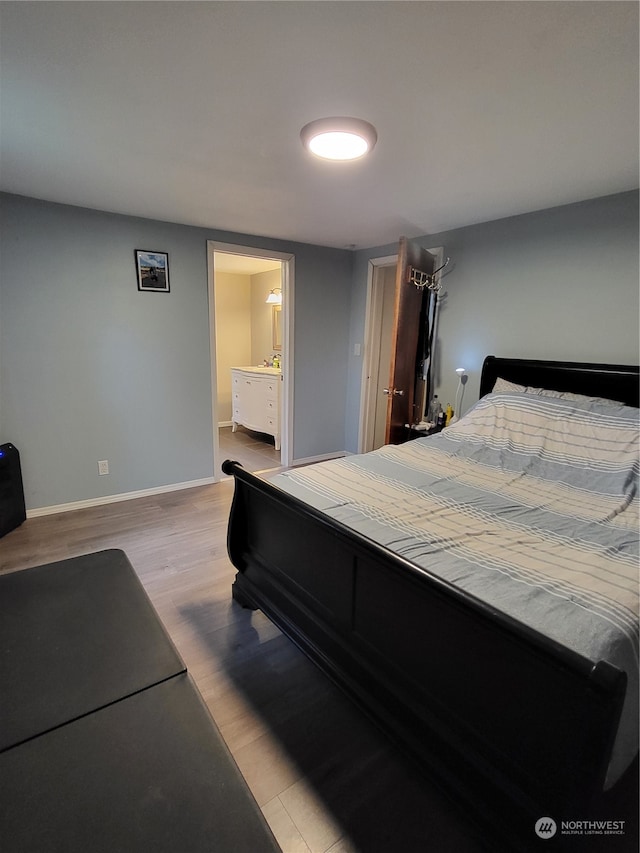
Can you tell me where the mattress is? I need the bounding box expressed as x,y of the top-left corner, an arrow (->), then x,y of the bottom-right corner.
270,391 -> 640,788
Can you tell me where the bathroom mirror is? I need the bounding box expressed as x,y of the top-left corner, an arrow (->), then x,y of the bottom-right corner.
272,305 -> 282,351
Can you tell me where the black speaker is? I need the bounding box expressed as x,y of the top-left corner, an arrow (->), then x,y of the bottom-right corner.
0,443 -> 26,538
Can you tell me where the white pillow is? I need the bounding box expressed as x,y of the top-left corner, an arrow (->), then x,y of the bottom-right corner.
529,387 -> 622,406
491,376 -> 621,407
491,377 -> 526,393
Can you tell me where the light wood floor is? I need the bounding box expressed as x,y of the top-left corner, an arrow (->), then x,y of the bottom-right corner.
0,482 -> 488,853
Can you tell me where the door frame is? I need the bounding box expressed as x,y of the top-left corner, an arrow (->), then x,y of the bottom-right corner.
207,241 -> 295,480
358,245 -> 444,453
358,254 -> 397,453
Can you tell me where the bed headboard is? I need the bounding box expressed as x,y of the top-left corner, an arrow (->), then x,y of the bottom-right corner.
480,356 -> 639,407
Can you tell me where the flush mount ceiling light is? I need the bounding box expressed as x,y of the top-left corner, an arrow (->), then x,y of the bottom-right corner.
300,117 -> 377,161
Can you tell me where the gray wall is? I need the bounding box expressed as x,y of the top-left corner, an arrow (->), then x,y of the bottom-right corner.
0,193 -> 352,510
346,191 -> 639,451
3,190 -> 637,509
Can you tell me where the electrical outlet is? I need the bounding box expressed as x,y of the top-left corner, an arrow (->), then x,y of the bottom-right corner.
98,460 -> 109,475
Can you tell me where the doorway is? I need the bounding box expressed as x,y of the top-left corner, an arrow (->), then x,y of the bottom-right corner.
360,256 -> 397,452
207,241 -> 294,480
359,245 -> 444,453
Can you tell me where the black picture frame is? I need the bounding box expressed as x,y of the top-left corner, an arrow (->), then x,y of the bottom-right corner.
135,250 -> 170,293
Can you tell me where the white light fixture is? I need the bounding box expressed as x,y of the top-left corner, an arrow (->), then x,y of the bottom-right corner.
300,117 -> 377,161
266,288 -> 282,304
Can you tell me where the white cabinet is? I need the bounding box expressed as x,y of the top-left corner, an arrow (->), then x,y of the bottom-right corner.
231,368 -> 281,451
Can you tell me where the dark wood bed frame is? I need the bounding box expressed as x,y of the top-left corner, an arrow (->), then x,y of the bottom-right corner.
222,357 -> 639,849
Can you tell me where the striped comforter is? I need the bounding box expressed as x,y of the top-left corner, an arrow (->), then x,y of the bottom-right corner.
270,392 -> 639,787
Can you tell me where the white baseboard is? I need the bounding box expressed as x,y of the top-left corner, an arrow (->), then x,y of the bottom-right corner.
27,477 -> 217,518
291,451 -> 346,467
219,451 -> 346,481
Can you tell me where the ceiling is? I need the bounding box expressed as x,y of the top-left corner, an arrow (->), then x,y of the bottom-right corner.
1,1 -> 637,250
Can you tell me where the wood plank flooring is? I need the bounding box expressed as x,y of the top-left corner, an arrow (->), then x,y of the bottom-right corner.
1,481 -> 488,852
3,479 -> 639,853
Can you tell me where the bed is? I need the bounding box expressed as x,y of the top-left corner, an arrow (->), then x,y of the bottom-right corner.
222,356 -> 639,848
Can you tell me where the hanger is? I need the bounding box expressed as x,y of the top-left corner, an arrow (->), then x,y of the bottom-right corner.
407,257 -> 450,292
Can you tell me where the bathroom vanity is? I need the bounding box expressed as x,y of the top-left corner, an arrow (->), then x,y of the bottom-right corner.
231,367 -> 281,450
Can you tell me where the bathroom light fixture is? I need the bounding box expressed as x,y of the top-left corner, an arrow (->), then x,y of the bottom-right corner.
266,288 -> 282,304
300,117 -> 377,161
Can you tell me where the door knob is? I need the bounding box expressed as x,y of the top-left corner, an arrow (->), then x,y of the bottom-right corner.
383,388 -> 405,396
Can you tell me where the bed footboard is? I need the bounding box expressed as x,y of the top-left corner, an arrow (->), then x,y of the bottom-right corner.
222,459 -> 628,849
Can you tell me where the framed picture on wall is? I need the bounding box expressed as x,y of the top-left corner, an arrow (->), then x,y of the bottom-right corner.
135,250 -> 170,293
